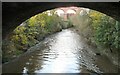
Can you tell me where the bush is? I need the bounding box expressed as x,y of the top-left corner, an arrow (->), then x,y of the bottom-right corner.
2,9 -> 73,63
89,10 -> 120,50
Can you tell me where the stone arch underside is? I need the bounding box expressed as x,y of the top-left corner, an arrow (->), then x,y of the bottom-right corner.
2,2 -> 120,39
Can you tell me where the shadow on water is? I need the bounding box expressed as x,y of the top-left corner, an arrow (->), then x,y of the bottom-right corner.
2,28 -> 118,74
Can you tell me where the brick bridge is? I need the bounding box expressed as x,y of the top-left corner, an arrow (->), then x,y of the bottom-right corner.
55,7 -> 89,20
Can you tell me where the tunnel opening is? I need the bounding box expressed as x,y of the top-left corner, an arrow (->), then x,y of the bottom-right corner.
2,2 -> 120,39
2,2 -> 118,73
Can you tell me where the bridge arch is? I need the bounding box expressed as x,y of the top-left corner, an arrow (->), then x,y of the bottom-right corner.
3,2 -> 120,39
55,9 -> 65,18
66,9 -> 76,20
66,9 -> 76,14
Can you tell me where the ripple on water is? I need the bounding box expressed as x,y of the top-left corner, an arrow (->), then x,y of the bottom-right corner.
3,29 -> 117,73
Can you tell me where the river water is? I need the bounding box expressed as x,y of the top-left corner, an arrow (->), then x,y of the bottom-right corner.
2,28 -> 118,74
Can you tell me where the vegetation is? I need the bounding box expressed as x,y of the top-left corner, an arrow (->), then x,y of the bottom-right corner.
70,9 -> 119,52
2,9 -> 73,63
89,10 -> 120,51
70,9 -> 119,66
89,10 -> 120,66
69,10 -> 93,40
3,8 -> 119,65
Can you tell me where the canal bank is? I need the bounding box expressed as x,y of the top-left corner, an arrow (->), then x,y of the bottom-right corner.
2,28 -> 118,73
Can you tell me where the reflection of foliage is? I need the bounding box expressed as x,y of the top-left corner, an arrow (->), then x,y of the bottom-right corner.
89,10 -> 120,50
3,10 -> 73,63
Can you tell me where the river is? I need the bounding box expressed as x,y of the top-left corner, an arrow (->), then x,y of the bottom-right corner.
2,28 -> 118,74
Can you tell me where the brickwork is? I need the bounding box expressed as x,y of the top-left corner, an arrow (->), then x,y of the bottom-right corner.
56,7 -> 81,20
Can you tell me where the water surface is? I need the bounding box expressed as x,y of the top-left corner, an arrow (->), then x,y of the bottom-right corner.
3,28 -> 118,73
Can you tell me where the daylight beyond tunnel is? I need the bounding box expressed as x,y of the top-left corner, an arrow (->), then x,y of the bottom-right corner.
2,3 -> 120,73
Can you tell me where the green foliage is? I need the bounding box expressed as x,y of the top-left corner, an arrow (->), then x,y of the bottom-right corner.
69,10 -> 93,39
89,10 -> 120,50
89,10 -> 103,30
71,9 -> 119,52
3,9 -> 73,63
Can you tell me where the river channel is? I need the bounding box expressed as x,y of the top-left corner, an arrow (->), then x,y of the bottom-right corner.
2,28 -> 118,74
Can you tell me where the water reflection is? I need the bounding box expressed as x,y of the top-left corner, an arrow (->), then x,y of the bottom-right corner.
3,29 -> 112,73
34,29 -> 81,73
